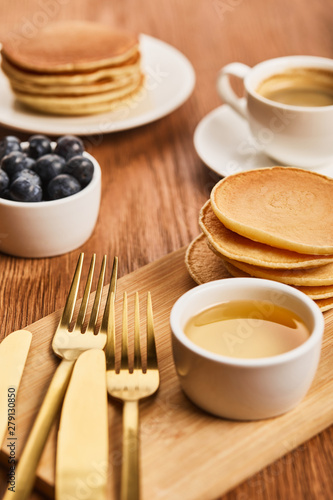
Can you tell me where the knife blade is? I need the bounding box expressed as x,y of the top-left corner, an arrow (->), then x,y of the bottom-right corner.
0,330 -> 32,447
56,349 -> 108,500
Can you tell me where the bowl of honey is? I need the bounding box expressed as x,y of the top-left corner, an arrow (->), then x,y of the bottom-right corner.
170,278 -> 324,420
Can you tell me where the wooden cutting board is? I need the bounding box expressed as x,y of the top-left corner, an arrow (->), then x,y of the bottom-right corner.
1,247 -> 333,500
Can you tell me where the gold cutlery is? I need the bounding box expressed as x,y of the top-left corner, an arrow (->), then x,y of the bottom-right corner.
106,291 -> 159,500
0,330 -> 32,447
4,253 -> 116,500
56,349 -> 109,500
55,255 -> 117,500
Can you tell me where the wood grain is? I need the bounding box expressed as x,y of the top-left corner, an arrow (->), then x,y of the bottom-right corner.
1,249 -> 333,500
0,0 -> 332,498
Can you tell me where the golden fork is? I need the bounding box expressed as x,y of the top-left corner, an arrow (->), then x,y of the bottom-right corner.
106,291 -> 159,500
5,253 -> 118,500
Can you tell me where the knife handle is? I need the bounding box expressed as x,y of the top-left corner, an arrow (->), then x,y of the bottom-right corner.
121,400 -> 140,500
3,358 -> 75,500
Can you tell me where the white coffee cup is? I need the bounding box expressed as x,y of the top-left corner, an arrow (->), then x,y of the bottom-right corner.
216,56 -> 333,168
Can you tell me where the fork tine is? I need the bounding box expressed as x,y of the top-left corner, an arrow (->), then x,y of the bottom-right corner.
104,292 -> 115,370
133,292 -> 142,371
146,292 -> 158,369
59,253 -> 84,329
120,292 -> 129,370
101,256 -> 118,334
103,255 -> 118,370
86,255 -> 107,333
73,254 -> 96,332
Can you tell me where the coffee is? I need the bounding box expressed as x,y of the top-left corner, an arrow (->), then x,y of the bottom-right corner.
256,67 -> 333,107
184,300 -> 310,359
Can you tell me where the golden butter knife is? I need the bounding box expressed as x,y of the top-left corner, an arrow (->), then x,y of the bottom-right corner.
0,330 -> 32,447
56,349 -> 109,500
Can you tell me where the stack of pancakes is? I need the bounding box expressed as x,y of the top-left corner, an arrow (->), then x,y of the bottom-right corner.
186,167 -> 333,312
1,20 -> 143,116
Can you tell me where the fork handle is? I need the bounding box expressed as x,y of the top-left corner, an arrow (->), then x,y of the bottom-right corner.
121,400 -> 140,500
3,359 -> 75,500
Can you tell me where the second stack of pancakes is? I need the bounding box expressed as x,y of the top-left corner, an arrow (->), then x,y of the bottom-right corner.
1,20 -> 143,116
187,166 -> 333,312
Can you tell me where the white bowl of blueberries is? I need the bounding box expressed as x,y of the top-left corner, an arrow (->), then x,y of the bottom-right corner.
0,134 -> 101,258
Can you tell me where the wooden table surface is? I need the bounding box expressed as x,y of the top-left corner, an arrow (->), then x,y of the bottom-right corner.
0,0 -> 332,498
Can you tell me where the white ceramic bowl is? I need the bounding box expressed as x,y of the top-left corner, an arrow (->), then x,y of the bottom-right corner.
0,150 -> 101,258
170,278 -> 324,420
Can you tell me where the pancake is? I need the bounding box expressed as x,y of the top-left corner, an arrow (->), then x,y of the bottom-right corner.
223,256 -> 333,286
185,233 -> 231,284
1,20 -> 143,116
224,260 -> 250,278
1,53 -> 141,85
185,234 -> 333,311
1,21 -> 139,72
295,284 -> 333,299
211,167 -> 333,255
315,296 -> 333,312
224,260 -> 333,299
11,75 -> 144,116
200,200 -> 333,269
8,73 -> 139,96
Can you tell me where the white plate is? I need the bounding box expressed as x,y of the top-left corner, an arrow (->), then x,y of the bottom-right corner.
0,34 -> 195,136
194,104 -> 333,178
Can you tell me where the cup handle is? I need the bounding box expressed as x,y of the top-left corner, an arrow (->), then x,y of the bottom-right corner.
216,62 -> 251,119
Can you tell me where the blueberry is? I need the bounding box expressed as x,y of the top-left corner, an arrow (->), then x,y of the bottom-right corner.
1,152 -> 34,178
25,157 -> 37,169
20,142 -> 29,154
0,188 -> 11,200
0,136 -> 22,161
63,155 -> 94,187
54,135 -> 84,161
48,174 -> 81,200
9,177 -> 43,202
28,134 -> 52,159
0,169 -> 9,193
33,154 -> 65,183
12,168 -> 42,186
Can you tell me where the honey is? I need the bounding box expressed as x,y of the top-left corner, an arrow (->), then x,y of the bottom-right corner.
184,300 -> 310,359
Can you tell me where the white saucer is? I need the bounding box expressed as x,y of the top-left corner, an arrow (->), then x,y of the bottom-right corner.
0,34 -> 195,136
194,105 -> 333,178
